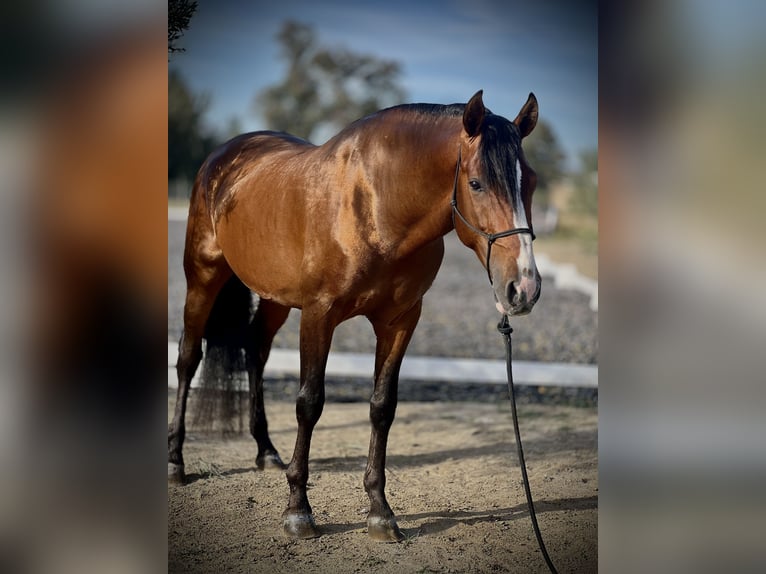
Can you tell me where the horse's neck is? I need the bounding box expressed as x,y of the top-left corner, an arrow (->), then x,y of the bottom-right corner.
367,117 -> 461,253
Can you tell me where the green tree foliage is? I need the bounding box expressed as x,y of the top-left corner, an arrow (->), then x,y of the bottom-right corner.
169,0 -> 198,55
168,69 -> 219,193
256,21 -> 406,141
522,119 -> 566,207
570,148 -> 598,215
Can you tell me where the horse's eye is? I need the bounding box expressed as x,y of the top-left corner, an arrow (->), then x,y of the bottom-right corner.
468,179 -> 483,191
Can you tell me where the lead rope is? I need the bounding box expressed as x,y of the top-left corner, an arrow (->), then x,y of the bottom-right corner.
498,315 -> 559,574
450,146 -> 555,570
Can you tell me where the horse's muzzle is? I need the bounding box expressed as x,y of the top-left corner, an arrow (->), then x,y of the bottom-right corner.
498,275 -> 541,316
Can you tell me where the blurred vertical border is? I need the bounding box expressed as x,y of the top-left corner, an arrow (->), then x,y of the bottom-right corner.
600,0 -> 766,572
0,1 -> 167,573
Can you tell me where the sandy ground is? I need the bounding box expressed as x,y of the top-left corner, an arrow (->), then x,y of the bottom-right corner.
169,397 -> 597,573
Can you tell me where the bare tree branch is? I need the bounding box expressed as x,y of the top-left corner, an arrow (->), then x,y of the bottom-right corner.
169,0 -> 198,54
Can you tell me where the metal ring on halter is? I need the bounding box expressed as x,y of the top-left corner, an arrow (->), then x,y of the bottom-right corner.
450,147 -> 536,285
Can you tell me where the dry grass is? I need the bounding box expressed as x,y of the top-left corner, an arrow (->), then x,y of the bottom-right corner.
536,181 -> 598,280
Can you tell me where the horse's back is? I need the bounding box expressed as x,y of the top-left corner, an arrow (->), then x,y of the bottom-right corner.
194,131 -> 315,224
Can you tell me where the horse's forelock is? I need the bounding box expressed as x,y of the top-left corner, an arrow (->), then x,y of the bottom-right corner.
478,115 -> 522,204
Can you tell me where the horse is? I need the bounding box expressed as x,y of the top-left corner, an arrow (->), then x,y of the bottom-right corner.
168,90 -> 541,542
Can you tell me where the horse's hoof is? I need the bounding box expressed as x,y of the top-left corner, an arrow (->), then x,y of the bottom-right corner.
256,452 -> 286,471
168,462 -> 186,485
367,515 -> 405,542
283,513 -> 321,539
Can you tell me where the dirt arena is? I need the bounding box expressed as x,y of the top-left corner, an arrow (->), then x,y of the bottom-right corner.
168,397 -> 597,573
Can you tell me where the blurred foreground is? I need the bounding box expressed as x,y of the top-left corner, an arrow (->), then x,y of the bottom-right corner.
600,2 -> 766,572
0,7 -> 167,574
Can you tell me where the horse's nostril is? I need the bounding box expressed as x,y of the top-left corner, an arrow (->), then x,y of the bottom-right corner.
507,280 -> 530,307
507,281 -> 516,303
507,281 -> 526,306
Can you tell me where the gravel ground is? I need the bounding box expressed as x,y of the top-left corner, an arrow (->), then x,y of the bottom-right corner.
168,219 -> 597,406
168,220 -> 598,365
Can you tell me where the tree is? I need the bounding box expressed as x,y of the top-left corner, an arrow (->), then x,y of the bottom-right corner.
570,148 -> 598,215
256,21 -> 406,141
169,0 -> 198,55
168,69 -> 219,194
522,119 -> 566,207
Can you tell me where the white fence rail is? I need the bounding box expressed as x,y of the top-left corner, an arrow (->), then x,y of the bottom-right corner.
167,343 -> 597,389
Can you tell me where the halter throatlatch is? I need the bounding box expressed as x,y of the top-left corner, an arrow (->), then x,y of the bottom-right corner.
450,147 -> 536,286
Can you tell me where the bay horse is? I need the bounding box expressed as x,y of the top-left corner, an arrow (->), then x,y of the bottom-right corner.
168,90 -> 541,541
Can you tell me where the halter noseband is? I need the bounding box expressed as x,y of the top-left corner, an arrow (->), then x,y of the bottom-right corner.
450,147 -> 536,285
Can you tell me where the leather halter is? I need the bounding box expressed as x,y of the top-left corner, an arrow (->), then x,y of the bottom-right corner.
450,147 -> 536,285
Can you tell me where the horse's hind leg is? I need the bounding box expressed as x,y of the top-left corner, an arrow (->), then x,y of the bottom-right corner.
247,298 -> 290,470
365,300 -> 423,542
168,256 -> 232,484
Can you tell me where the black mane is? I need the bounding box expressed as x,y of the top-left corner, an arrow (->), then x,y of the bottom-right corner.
400,102 -> 466,117
479,114 -> 522,202
373,103 -> 523,202
402,104 -> 522,199
401,104 -> 523,201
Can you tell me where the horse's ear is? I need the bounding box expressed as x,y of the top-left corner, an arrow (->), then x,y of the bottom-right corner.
513,92 -> 538,138
463,90 -> 485,137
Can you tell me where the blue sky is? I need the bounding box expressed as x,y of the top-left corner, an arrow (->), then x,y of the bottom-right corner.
171,0 -> 597,170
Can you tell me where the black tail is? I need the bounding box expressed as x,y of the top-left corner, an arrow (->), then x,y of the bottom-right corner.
191,275 -> 253,434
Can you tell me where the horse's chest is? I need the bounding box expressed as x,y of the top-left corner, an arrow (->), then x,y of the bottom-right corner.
339,241 -> 444,311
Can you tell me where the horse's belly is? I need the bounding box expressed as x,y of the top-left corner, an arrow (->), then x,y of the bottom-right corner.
353,238 -> 445,316
216,218 -> 305,308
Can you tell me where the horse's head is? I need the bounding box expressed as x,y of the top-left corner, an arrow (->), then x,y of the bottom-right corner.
453,90 -> 540,316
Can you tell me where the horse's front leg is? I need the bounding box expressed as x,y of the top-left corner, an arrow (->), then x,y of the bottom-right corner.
365,300 -> 423,542
282,306 -> 336,539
